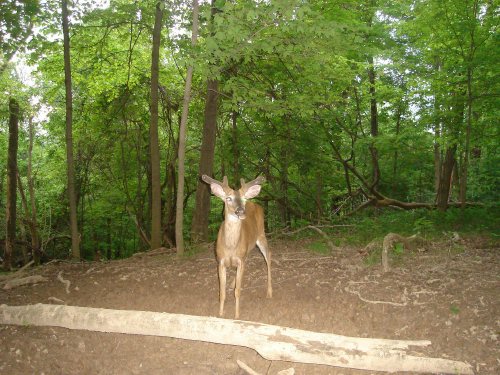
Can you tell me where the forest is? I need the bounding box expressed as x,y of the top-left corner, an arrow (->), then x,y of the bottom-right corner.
1,0 -> 499,267
1,1 -> 500,374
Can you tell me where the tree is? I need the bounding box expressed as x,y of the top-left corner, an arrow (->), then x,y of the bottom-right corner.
175,0 -> 200,256
3,98 -> 19,271
191,0 -> 220,243
62,0 -> 80,259
149,1 -> 164,249
16,115 -> 42,265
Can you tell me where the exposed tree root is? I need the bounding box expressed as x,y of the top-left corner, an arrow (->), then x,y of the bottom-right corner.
362,233 -> 426,273
57,271 -> 71,294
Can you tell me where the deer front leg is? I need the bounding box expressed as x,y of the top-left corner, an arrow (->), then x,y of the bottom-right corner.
257,237 -> 272,298
218,260 -> 226,317
266,250 -> 272,298
234,258 -> 245,319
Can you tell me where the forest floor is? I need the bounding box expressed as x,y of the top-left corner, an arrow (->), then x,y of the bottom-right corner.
0,235 -> 498,375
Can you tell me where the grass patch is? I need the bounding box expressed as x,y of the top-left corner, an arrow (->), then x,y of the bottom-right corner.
335,206 -> 499,244
181,243 -> 208,258
307,240 -> 331,255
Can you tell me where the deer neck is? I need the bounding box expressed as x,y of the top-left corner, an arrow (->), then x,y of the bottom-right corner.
222,213 -> 244,249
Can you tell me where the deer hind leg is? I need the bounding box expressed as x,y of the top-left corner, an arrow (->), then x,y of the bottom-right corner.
256,237 -> 273,298
218,260 -> 227,317
234,258 -> 245,319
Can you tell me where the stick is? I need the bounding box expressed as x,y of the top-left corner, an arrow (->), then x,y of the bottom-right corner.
237,360 -> 261,375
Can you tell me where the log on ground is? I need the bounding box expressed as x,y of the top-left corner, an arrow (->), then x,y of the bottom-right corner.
0,303 -> 472,374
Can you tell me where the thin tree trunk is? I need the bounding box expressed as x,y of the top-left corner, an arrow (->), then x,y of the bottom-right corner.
17,172 -> 38,265
231,110 -> 240,181
175,0 -> 199,256
392,104 -> 402,195
436,145 -> 457,211
367,58 -> 380,190
460,0 -> 480,208
62,0 -> 80,259
315,172 -> 323,221
460,66 -> 473,208
149,1 -> 164,249
190,79 -> 219,243
278,120 -> 291,226
433,128 -> 441,197
163,160 -> 176,247
27,116 -> 41,265
432,56 -> 442,197
106,218 -> 112,259
4,98 -> 19,271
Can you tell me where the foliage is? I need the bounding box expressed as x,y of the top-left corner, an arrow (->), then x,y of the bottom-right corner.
0,0 -> 498,262
333,207 -> 500,246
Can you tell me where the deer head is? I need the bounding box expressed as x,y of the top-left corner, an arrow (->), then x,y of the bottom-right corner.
202,175 -> 265,220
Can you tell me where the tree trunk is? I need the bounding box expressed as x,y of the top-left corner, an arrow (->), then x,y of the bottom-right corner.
62,0 -> 80,259
190,0 -> 219,244
163,159 -> 177,247
160,89 -> 178,247
190,79 -> 219,243
436,145 -> 457,211
0,304 -> 473,374
433,128 -> 441,197
432,56 -> 442,196
460,66 -> 473,208
231,110 -> 240,180
278,124 -> 291,226
175,0 -> 199,256
4,98 -> 19,271
315,172 -> 323,221
392,104 -> 402,195
149,1 -> 164,249
27,116 -> 41,265
106,218 -> 112,259
367,58 -> 380,190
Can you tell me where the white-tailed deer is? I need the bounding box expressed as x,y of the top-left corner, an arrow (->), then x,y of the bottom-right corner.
202,174 -> 272,319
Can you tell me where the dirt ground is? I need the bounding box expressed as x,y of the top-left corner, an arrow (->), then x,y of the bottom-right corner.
0,236 -> 498,375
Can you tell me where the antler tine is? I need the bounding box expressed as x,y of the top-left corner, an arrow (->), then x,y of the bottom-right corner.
240,175 -> 265,191
202,175 -> 230,189
201,174 -> 219,185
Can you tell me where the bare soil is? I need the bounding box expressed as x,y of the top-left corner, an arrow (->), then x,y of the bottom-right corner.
1,236 -> 498,375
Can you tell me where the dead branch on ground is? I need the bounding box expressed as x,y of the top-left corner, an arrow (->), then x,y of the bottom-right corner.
2,275 -> 48,290
280,225 -> 340,253
0,304 -> 473,374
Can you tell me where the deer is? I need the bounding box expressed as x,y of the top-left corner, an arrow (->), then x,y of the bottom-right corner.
202,174 -> 272,319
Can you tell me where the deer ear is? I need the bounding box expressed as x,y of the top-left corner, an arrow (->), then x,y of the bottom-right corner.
210,184 -> 226,199
243,185 -> 261,199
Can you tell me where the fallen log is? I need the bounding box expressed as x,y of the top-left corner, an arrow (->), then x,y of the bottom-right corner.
2,275 -> 48,290
0,303 -> 473,374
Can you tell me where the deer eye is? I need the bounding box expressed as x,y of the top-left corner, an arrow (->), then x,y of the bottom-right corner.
226,197 -> 232,202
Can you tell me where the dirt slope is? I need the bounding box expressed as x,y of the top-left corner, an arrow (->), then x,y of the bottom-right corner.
1,237 -> 498,374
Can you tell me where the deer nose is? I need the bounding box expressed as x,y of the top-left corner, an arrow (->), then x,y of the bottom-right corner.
235,206 -> 245,217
